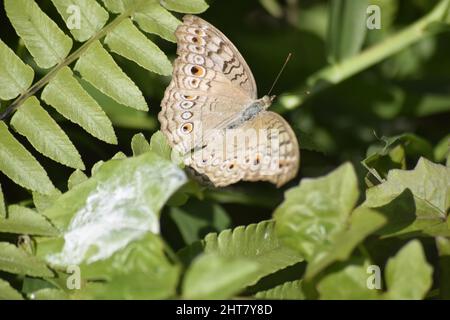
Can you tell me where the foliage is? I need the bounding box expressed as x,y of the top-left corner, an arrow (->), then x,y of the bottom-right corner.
0,0 -> 449,300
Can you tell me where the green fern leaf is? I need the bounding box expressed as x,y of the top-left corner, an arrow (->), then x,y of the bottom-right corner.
131,133 -> 150,156
254,280 -> 306,300
74,41 -> 148,111
0,184 -> 5,218
51,0 -> 109,42
133,1 -> 181,42
68,169 -> 88,190
0,122 -> 55,195
32,189 -> 62,213
105,19 -> 172,75
0,242 -> 53,277
0,39 -> 34,100
161,0 -> 209,14
180,220 -> 304,286
4,0 -> 73,68
11,96 -> 85,170
41,66 -> 117,144
0,279 -> 23,300
0,205 -> 59,236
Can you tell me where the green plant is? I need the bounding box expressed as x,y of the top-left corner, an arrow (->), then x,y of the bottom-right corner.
0,0 -> 449,300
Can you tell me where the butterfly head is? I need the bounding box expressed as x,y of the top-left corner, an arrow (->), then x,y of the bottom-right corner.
260,95 -> 276,109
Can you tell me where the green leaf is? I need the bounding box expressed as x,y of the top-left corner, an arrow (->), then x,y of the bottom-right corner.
363,133 -> 434,180
305,208 -> 386,279
327,0 -> 369,63
317,258 -> 380,299
39,152 -> 186,267
133,1 -> 181,42
77,233 -> 180,299
0,122 -> 55,194
33,189 -> 62,213
0,184 -> 6,218
11,96 -> 85,170
131,133 -> 150,156
434,134 -> 450,163
169,200 -> 231,244
149,130 -> 172,160
4,0 -> 73,68
384,240 -> 433,299
74,41 -> 148,111
67,170 -> 88,190
0,242 -> 53,277
274,162 -> 359,259
363,158 -> 450,236
254,280 -> 306,300
436,237 -> 450,299
0,205 -> 59,236
105,18 -> 172,75
0,278 -> 23,300
0,39 -> 34,100
161,0 -> 209,14
179,220 -> 304,286
29,288 -> 69,300
182,253 -> 259,299
51,0 -> 109,42
41,66 -> 117,144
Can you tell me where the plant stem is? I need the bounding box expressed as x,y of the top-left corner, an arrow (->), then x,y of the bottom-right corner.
279,0 -> 450,111
0,3 -> 142,121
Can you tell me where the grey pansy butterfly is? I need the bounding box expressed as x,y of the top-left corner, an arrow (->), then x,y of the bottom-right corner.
159,15 -> 299,187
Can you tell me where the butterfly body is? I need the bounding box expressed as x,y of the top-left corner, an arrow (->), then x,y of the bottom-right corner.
159,15 -> 299,187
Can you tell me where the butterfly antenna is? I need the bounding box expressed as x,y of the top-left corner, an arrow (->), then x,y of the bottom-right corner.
267,53 -> 292,96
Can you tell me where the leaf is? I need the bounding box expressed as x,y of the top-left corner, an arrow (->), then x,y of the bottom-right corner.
51,0 -> 109,42
182,253 -> 259,299
0,205 -> 59,236
74,41 -> 148,111
29,288 -> 69,300
179,220 -> 304,286
327,0 -> 369,63
39,152 -> 186,267
317,258 -> 380,299
363,134 -> 434,180
254,280 -> 306,300
4,0 -> 73,68
436,237 -> 450,299
363,158 -> 450,236
384,240 -> 433,299
305,208 -> 386,279
105,18 -> 172,75
434,134 -> 450,163
41,67 -> 117,144
0,242 -> 53,277
274,162 -> 359,259
133,0 -> 181,42
169,200 -> 231,244
0,122 -> 55,195
160,0 -> 209,14
0,39 -> 34,100
131,133 -> 150,156
0,279 -> 23,300
76,233 -> 179,299
67,170 -> 88,190
11,96 -> 85,170
149,130 -> 172,160
33,189 -> 62,213
0,184 -> 6,218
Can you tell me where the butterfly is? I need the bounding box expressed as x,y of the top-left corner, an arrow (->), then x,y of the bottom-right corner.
159,15 -> 299,187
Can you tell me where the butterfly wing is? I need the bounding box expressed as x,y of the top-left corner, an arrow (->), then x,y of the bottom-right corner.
186,111 -> 300,187
159,15 -> 257,155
